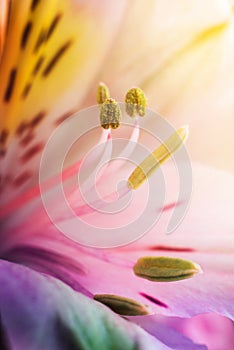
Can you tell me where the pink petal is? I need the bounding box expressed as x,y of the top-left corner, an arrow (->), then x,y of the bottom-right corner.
166,313 -> 234,350
1,259 -> 181,350
2,162 -> 234,321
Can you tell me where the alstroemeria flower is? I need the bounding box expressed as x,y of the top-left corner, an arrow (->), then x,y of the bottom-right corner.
0,0 -> 234,349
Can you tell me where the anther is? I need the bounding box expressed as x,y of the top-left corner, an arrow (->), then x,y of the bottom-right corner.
133,256 -> 202,282
94,294 -> 150,316
125,87 -> 147,117
127,126 -> 189,189
96,82 -> 110,105
100,98 -> 121,129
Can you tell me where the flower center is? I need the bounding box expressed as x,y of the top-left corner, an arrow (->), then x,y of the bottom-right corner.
97,84 -> 188,190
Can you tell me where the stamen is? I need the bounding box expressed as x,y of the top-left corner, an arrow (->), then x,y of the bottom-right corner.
94,294 -> 150,316
125,87 -> 147,117
133,256 -> 202,282
78,128 -> 112,192
100,98 -> 121,129
127,126 -> 189,190
116,120 -> 139,160
96,82 -> 110,105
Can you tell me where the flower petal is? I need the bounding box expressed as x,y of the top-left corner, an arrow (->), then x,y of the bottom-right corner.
165,313 -> 234,350
92,0 -> 234,172
97,0 -> 231,100
3,163 -> 234,322
128,315 -> 207,350
0,0 -> 126,199
69,164 -> 234,319
0,259 -> 205,350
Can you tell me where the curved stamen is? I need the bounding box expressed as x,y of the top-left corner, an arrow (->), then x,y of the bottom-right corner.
115,119 -> 140,161
64,126 -> 189,219
0,126 -> 112,220
74,129 -> 113,208
78,128 -> 112,189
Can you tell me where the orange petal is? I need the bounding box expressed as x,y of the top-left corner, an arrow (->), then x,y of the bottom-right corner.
0,0 -> 10,60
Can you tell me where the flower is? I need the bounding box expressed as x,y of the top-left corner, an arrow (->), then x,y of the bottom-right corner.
0,1 -> 234,349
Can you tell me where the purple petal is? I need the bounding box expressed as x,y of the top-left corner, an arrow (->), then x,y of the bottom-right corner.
128,315 -> 207,350
0,259 -> 206,350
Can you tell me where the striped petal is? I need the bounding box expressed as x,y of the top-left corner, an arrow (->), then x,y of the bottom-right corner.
0,0 -> 125,200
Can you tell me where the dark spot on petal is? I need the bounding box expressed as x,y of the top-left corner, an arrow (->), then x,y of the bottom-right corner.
30,111 -> 46,128
46,13 -> 62,41
32,56 -> 44,76
20,143 -> 43,162
16,122 -> 29,136
0,314 -> 11,350
21,21 -> 32,49
31,0 -> 40,11
19,131 -> 35,147
4,68 -> 17,102
13,171 -> 32,187
139,292 -> 168,309
0,130 -> 9,145
54,110 -> 74,126
16,112 -> 45,137
21,83 -> 32,99
42,40 -> 73,77
149,245 -> 195,253
33,29 -> 46,53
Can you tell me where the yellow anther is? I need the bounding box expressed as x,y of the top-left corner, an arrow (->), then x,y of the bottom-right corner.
133,256 -> 202,282
125,87 -> 147,117
96,82 -> 110,105
127,126 -> 189,190
94,294 -> 150,316
100,98 -> 121,129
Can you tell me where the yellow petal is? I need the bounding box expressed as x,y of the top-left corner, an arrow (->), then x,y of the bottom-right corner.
99,0 -> 231,99
0,0 -> 125,138
0,0 -> 126,199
